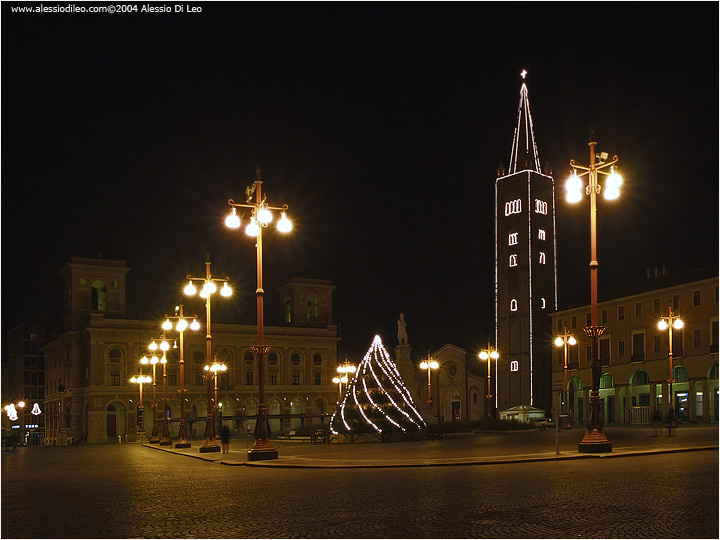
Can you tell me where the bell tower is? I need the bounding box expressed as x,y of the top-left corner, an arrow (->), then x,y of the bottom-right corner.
495,71 -> 557,416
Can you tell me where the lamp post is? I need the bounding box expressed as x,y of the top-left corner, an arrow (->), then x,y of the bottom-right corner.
565,132 -> 622,453
204,356 -> 227,439
141,350 -> 161,443
332,357 -> 356,403
149,336 -> 172,445
419,354 -> 439,415
658,307 -> 683,429
478,343 -> 500,421
162,306 -> 201,448
554,327 -> 577,428
185,258 -> 232,453
130,374 -> 151,439
226,167 -> 292,461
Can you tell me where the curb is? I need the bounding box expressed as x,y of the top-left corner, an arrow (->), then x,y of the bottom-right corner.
142,443 -> 718,469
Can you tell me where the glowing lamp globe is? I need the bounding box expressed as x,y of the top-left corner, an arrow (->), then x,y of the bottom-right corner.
190,319 -> 200,331
673,318 -> 684,329
277,212 -> 292,233
245,217 -> 260,237
479,351 -> 489,360
257,205 -> 273,224
225,207 -> 241,229
162,319 -> 172,331
490,351 -> 499,360
565,172 -> 583,203
554,337 -> 564,347
568,336 -> 577,346
184,281 -> 197,296
176,318 -> 188,332
220,283 -> 232,297
658,319 -> 668,331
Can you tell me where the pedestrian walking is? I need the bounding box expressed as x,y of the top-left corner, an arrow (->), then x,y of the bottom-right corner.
220,424 -> 230,453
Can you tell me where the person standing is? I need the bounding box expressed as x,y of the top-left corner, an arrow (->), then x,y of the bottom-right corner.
219,424 -> 230,453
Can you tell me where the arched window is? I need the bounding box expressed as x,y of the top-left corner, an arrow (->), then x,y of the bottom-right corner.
672,366 -> 688,382
307,297 -> 319,322
510,299 -> 518,312
313,353 -> 323,366
709,364 -> 719,380
244,352 -> 255,366
631,370 -> 649,386
600,373 -> 614,389
509,254 -> 518,267
91,280 -> 107,311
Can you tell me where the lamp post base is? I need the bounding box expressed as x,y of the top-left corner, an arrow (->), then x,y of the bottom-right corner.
248,449 -> 279,461
174,439 -> 191,449
578,429 -> 612,453
159,439 -> 172,446
199,442 -> 221,453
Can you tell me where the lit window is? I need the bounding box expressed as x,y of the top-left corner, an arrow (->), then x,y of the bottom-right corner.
284,298 -> 292,323
539,252 -> 546,264
505,199 -> 522,216
510,299 -> 518,312
538,229 -> 546,240
508,232 -> 518,246
91,280 -> 107,311
509,254 -> 518,267
307,297 -> 319,322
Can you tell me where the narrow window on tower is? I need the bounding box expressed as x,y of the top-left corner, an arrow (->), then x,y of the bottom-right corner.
510,360 -> 519,371
534,199 -> 548,214
539,252 -> 546,264
541,297 -> 546,309
510,299 -> 518,312
508,232 -> 518,245
505,199 -> 522,216
509,254 -> 518,267
538,229 -> 546,240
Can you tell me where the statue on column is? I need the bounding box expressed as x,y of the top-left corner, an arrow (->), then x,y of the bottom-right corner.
397,313 -> 408,345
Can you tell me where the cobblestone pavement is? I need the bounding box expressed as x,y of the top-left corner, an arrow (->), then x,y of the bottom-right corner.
2,438 -> 717,538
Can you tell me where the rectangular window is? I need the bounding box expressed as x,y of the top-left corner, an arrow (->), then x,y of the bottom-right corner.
599,338 -> 610,364
653,298 -> 660,314
586,346 -> 592,363
653,335 -> 661,353
110,370 -> 120,386
269,372 -> 277,385
195,373 -> 204,386
586,313 -> 591,327
571,315 -> 577,330
538,229 -> 546,240
601,309 -> 608,324
635,302 -> 642,318
694,329 -> 701,348
672,294 -> 680,311
618,306 -> 625,321
618,340 -> 625,358
292,372 -> 300,385
712,320 -> 719,352
693,290 -> 701,307
245,372 -> 253,386
632,333 -> 645,362
169,371 -> 177,386
557,319 -> 563,333
314,372 -> 321,385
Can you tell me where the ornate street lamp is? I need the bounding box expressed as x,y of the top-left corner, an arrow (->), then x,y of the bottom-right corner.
554,328 -> 577,428
226,167 -> 292,461
185,258 -> 232,453
204,356 -> 227,438
419,354 -> 439,412
162,306 -> 201,448
149,336 -> 172,445
565,131 -> 622,453
332,357 -> 356,403
478,344 -> 500,421
658,307 -> 683,429
130,374 -> 151,439
139,350 -> 161,443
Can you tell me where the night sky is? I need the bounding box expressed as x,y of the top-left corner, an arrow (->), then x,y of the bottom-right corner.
2,2 -> 718,361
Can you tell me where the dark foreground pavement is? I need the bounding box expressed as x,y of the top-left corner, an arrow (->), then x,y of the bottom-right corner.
2,425 -> 718,539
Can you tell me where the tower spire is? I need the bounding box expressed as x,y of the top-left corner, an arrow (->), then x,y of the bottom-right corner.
509,69 -> 541,174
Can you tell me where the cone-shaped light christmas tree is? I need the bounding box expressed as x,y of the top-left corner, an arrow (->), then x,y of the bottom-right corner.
330,335 -> 426,434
